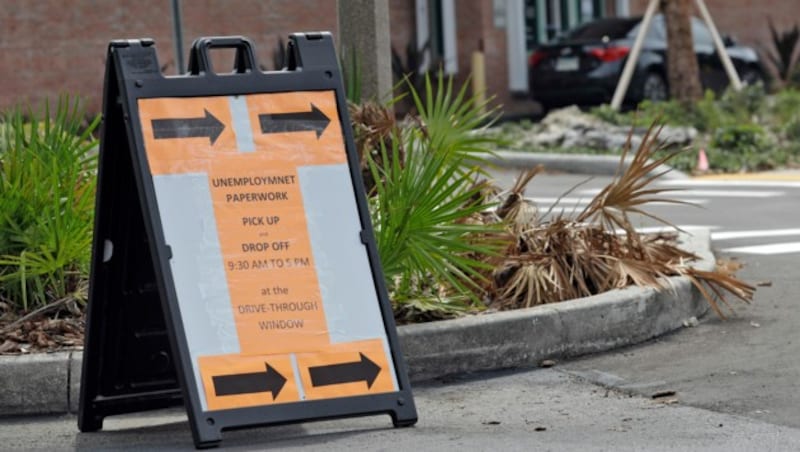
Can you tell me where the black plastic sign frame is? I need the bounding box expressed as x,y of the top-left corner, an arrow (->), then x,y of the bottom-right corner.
78,34 -> 417,449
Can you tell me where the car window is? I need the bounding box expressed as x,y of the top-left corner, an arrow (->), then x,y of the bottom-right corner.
565,18 -> 639,40
656,15 -> 714,48
628,15 -> 665,41
691,17 -> 713,47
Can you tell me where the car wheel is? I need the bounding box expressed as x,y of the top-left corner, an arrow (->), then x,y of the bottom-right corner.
642,72 -> 668,102
536,101 -> 552,117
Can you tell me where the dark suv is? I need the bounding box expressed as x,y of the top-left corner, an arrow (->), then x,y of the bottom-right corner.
528,14 -> 766,110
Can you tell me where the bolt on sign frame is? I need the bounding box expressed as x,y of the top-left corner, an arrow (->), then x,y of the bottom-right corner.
78,34 -> 418,449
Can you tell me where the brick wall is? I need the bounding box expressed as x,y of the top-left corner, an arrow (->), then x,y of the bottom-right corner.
0,1 -> 540,118
0,0 -> 338,113
387,0 -> 521,115
3,2 -> 790,118
453,0 -> 538,117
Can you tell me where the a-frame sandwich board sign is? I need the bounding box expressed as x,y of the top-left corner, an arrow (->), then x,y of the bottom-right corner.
78,34 -> 418,448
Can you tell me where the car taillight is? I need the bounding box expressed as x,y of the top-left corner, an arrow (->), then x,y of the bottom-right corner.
529,50 -> 547,68
588,46 -> 630,62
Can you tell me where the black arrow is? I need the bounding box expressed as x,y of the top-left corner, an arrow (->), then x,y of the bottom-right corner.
309,353 -> 381,388
258,103 -> 331,139
212,363 -> 287,398
151,109 -> 225,145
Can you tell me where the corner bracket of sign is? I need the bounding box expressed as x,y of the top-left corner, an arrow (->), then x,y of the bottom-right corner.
79,33 -> 417,450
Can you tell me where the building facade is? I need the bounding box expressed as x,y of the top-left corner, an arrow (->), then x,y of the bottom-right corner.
398,0 -> 800,116
0,0 -> 798,116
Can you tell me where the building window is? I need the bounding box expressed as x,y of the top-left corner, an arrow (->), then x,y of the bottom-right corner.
525,0 -> 605,49
415,0 -> 458,74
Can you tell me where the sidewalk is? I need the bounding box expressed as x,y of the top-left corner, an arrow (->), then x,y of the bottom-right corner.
0,152 -> 714,417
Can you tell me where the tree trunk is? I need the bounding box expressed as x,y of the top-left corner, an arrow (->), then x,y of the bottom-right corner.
661,0 -> 702,106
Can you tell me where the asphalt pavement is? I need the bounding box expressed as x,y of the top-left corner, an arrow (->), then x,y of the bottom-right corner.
5,369 -> 800,451
489,162 -> 800,433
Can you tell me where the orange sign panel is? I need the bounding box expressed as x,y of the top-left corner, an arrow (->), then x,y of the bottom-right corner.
198,354 -> 299,411
207,161 -> 328,355
295,339 -> 395,401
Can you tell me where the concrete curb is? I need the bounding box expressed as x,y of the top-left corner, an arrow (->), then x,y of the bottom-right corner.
0,351 -> 73,415
400,228 -> 712,382
480,150 -> 690,179
0,228 -> 713,417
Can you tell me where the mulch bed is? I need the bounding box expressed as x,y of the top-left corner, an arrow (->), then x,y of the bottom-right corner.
0,302 -> 84,355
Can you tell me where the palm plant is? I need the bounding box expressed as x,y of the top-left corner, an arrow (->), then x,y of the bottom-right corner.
359,73 -> 508,322
766,17 -> 800,87
368,132 -> 506,321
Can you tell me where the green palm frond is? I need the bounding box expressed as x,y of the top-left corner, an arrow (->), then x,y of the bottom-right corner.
409,72 -> 500,165
576,122 -> 693,236
369,131 -> 506,306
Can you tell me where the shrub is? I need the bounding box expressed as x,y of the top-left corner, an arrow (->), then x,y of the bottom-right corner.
0,97 -> 100,311
693,90 -> 724,132
592,90 -> 725,133
782,115 -> 800,141
710,123 -> 777,171
717,83 -> 767,121
590,105 -> 628,125
635,99 -> 694,127
769,88 -> 800,124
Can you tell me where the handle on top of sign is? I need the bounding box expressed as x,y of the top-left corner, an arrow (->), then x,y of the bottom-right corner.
187,36 -> 258,76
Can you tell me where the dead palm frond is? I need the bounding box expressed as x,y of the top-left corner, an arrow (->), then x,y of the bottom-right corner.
494,165 -> 543,232
349,101 -> 401,193
349,101 -> 396,151
486,120 -> 755,319
678,267 -> 755,319
576,122 -> 692,238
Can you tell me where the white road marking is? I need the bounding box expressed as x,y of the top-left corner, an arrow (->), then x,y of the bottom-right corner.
610,225 -> 718,236
712,228 -> 800,241
722,242 -> 800,255
631,225 -> 718,234
659,179 -> 800,189
579,188 -> 783,198
527,197 -> 707,206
